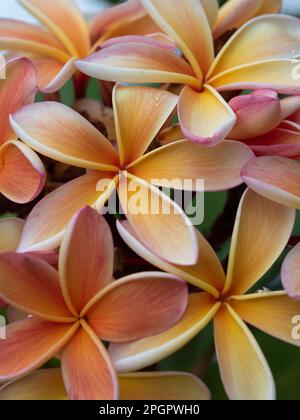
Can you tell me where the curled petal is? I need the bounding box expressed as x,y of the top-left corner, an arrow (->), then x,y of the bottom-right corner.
33,57 -> 76,94
242,156 -> 300,209
281,244 -> 300,299
178,85 -> 236,146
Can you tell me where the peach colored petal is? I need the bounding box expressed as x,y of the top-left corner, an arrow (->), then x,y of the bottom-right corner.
281,244 -> 300,299
214,304 -> 275,400
209,15 -> 300,78
33,57 -> 76,94
0,253 -> 74,322
59,207 -> 114,316
158,124 -> 184,145
0,140 -> 45,204
231,291 -> 300,347
76,43 -> 201,90
0,318 -> 79,382
224,189 -> 295,296
117,220 -> 224,297
255,0 -> 281,14
129,139 -> 254,192
0,218 -> 24,252
11,102 -> 119,171
118,173 -> 198,266
119,372 -> 211,401
141,0 -> 214,79
17,172 -> 110,253
228,90 -> 282,140
99,34 -> 177,51
113,85 -> 177,166
242,156 -> 300,209
61,323 -> 118,400
213,0 -> 262,39
86,272 -> 188,342
0,58 -> 36,144
178,85 -> 236,146
0,369 -> 67,400
109,293 -> 220,372
18,0 -> 90,57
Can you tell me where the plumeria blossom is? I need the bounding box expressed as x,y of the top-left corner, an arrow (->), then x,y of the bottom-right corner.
0,369 -> 210,401
0,206 -> 188,400
76,0 -> 300,146
0,58 -> 45,203
10,85 -> 253,264
282,243 -> 300,300
0,0 -> 161,94
113,189 -> 300,400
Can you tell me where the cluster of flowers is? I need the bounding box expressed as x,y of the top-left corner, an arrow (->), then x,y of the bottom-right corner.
0,0 -> 300,401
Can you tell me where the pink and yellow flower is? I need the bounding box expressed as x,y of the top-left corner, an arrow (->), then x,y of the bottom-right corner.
0,0 -> 159,94
10,85 -> 253,264
0,58 -> 45,204
113,189 -> 300,400
76,0 -> 300,145
0,206 -> 188,400
0,369 -> 210,401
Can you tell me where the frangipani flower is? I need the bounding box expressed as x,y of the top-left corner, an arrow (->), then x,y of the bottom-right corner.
0,206 -> 188,400
0,0 -> 159,94
0,369 -> 210,401
0,58 -> 45,204
229,90 -> 300,158
113,189 -> 300,400
10,85 -> 253,264
282,243 -> 300,300
76,0 -> 300,145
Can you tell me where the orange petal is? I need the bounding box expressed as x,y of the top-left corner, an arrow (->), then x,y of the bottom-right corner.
59,207 -> 114,316
0,57 -> 36,144
118,173 -> 198,266
76,43 -> 201,90
281,244 -> 300,299
117,220 -> 225,297
120,372 -> 211,401
113,85 -> 177,167
11,102 -> 119,171
0,369 -> 67,400
209,15 -> 300,79
61,323 -> 118,400
0,253 -> 74,322
141,0 -> 214,79
0,218 -> 24,252
213,0 -> 262,39
86,272 -> 188,342
224,189 -> 295,296
214,304 -> 275,400
0,318 -> 79,382
0,141 -> 45,204
231,292 -> 300,347
109,293 -> 220,372
129,139 -> 254,192
33,57 -> 76,94
178,85 -> 236,145
18,0 -> 90,57
17,172 -> 109,252
255,0 -> 281,14
228,90 -> 282,140
242,156 -> 300,209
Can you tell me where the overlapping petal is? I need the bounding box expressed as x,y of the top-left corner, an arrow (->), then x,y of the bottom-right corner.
231,292 -> 300,347
129,139 -> 254,191
242,156 -> 300,209
33,57 -> 76,94
59,207 -> 114,316
224,189 -> 295,296
0,318 -> 79,382
0,253 -> 74,322
11,102 -> 119,171
118,173 -> 198,266
109,293 -> 221,373
178,85 -> 236,145
61,324 -> 118,400
281,244 -> 300,299
113,85 -> 178,166
214,304 -> 275,400
0,218 -> 24,252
